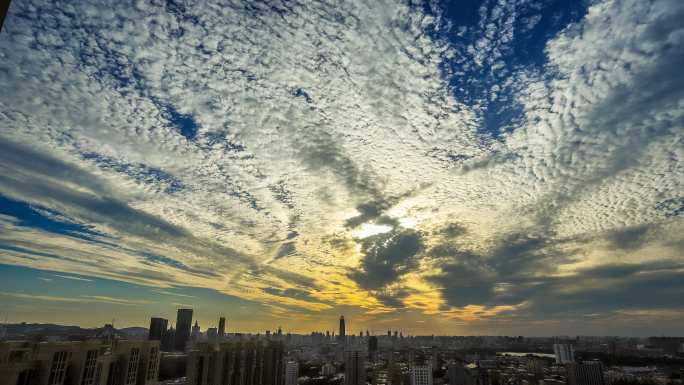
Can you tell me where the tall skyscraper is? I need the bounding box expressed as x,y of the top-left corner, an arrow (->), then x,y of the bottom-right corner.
161,326 -> 175,351
411,363 -> 433,385
286,360 -> 299,385
218,316 -> 226,337
148,317 -> 168,341
339,315 -> 346,343
566,362 -> 605,385
411,353 -> 433,385
344,350 -> 365,385
174,308 -> 193,351
368,336 -> 378,361
553,343 -> 575,364
447,363 -> 471,385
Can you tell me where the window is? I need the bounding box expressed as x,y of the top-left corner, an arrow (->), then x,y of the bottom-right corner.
125,348 -> 140,385
146,347 -> 159,380
48,351 -> 69,385
94,363 -> 102,385
81,350 -> 98,385
9,350 -> 26,363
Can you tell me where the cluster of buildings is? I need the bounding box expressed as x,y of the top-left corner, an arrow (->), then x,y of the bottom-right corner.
1,312 -> 682,385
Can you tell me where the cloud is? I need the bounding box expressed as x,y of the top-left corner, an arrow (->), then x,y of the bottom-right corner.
53,274 -> 94,282
153,290 -> 196,299
0,292 -> 150,306
349,228 -> 424,307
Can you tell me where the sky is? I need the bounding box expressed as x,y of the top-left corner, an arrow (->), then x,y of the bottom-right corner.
0,0 -> 682,337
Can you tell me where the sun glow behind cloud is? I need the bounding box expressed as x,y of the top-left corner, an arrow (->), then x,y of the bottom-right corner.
352,223 -> 394,239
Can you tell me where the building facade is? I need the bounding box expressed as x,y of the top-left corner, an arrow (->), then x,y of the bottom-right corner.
411,363 -> 433,385
285,361 -> 298,385
566,362 -> 605,385
447,363 -> 471,385
553,344 -> 574,365
148,318 -> 168,342
174,309 -> 193,352
344,350 -> 364,385
186,340 -> 285,385
338,316 -> 346,345
0,339 -> 160,385
218,318 -> 226,339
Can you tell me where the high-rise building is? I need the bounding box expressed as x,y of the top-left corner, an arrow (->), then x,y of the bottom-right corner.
368,336 -> 378,361
161,326 -> 175,352
373,368 -> 389,385
286,360 -> 299,385
411,363 -> 433,385
447,363 -> 471,385
566,362 -> 605,385
149,317 -> 168,341
344,350 -> 365,385
191,321 -> 201,342
321,362 -> 336,377
174,308 -> 193,352
218,317 -> 226,338
553,343 -> 575,364
339,316 -> 346,344
206,327 -> 218,341
187,340 -> 285,385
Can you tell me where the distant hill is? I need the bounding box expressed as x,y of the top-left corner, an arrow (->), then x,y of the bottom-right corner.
119,326 -> 148,337
1,323 -> 148,341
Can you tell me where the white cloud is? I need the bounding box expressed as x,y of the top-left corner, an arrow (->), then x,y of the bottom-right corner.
53,274 -> 94,282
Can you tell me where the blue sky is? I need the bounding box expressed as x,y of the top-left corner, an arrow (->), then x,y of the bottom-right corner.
0,0 -> 683,336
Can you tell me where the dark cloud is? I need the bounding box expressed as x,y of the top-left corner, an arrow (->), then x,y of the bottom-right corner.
427,231 -> 577,308
655,197 -> 684,218
294,129 -> 419,229
140,252 -> 221,278
250,265 -> 317,290
274,241 -> 296,259
349,229 -> 424,300
522,261 -> 684,318
429,230 -> 684,317
607,225 -> 652,251
428,251 -> 495,308
80,152 -> 184,194
434,223 -> 467,238
488,232 -> 576,277
262,287 -> 316,302
374,288 -> 417,308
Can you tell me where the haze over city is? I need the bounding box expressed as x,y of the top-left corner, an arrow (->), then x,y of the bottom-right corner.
1,0 -> 683,339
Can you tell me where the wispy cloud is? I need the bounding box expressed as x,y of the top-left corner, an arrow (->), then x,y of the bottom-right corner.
53,274 -> 94,282
153,290 -> 196,299
0,292 -> 149,306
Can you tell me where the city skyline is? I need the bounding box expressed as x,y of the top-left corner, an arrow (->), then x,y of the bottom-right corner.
1,0 -> 683,336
